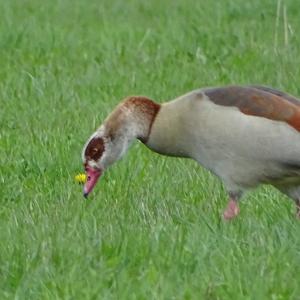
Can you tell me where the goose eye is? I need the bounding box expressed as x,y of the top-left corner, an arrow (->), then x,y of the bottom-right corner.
84,137 -> 105,161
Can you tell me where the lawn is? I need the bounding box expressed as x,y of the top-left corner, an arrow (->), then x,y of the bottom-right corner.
1,0 -> 300,299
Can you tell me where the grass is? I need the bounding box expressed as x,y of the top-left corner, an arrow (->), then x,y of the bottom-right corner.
1,0 -> 300,299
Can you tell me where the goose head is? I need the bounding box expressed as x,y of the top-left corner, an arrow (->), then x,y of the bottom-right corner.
82,124 -> 132,198
81,96 -> 160,198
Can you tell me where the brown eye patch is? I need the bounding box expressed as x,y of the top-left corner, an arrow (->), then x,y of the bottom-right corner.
84,137 -> 105,161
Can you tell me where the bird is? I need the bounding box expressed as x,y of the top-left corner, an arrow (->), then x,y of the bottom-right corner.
82,85 -> 300,220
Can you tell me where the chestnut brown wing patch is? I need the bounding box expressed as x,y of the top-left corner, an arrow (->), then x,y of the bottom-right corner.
84,137 -> 105,161
248,85 -> 300,107
204,86 -> 300,132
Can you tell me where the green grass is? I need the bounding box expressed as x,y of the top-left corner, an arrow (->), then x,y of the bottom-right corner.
1,0 -> 300,299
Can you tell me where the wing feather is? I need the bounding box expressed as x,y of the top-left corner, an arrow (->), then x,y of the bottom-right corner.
204,86 -> 300,132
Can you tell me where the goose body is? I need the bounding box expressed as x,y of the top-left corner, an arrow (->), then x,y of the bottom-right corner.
82,86 -> 300,219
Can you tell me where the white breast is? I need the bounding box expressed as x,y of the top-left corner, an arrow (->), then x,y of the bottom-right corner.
147,90 -> 300,190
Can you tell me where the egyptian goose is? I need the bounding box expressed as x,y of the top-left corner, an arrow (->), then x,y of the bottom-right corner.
82,85 -> 300,220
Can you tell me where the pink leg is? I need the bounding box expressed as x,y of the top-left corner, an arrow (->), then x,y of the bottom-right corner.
223,192 -> 241,220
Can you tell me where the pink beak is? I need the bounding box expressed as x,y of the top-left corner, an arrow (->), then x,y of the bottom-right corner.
83,167 -> 102,198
